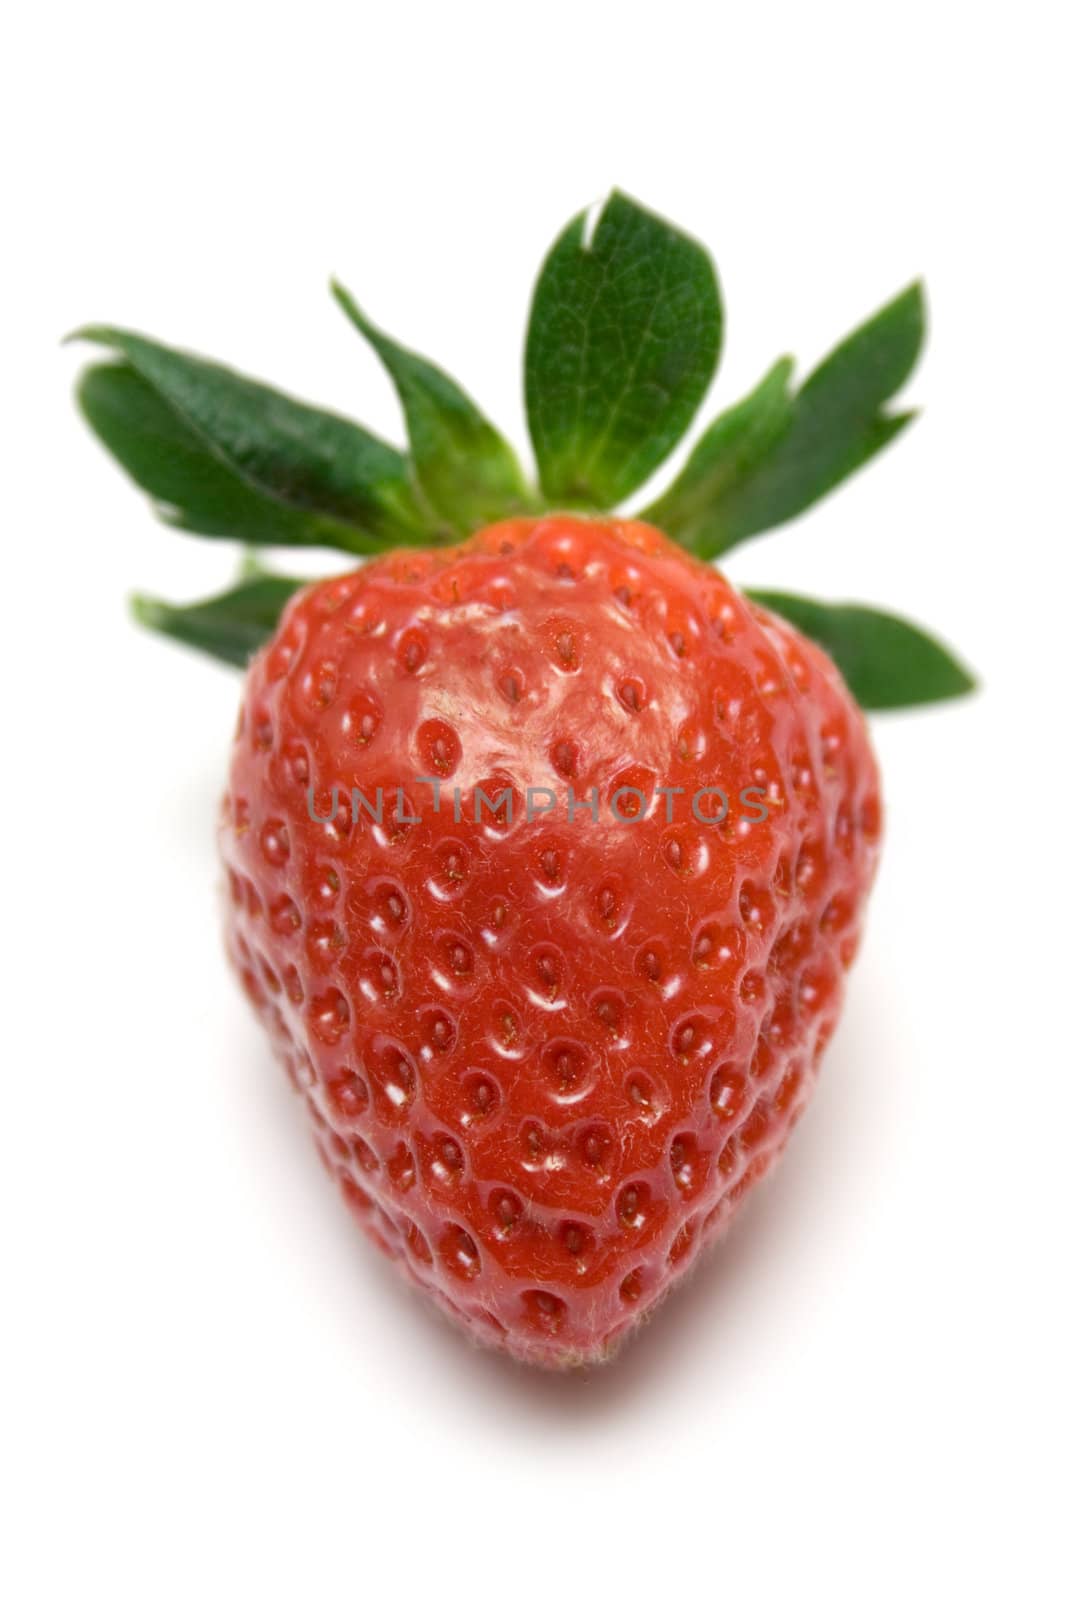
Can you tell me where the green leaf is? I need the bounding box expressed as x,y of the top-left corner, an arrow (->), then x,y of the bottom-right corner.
643,358 -> 794,542
78,363 -> 390,554
648,284 -> 925,557
524,191 -> 723,508
70,325 -> 431,548
746,589 -> 976,710
331,282 -> 534,533
131,572 -> 306,667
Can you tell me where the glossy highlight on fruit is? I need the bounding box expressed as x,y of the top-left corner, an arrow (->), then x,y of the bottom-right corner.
220,516 -> 881,1365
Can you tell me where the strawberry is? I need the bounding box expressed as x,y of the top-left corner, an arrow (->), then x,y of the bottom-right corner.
221,514 -> 880,1363
72,192 -> 974,1365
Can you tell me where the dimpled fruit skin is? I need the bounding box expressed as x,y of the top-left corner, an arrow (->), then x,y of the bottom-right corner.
220,516 -> 881,1366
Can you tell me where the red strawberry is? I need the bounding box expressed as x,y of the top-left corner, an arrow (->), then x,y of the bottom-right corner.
72,192 -> 973,1365
219,515 -> 880,1364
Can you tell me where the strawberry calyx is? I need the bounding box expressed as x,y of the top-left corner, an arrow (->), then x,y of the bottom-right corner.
70,190 -> 976,710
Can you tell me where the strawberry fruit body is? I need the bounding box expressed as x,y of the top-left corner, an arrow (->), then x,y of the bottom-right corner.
73,192 -> 973,1366
220,515 -> 880,1364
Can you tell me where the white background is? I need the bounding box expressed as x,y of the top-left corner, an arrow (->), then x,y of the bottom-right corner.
5,5 -> 1065,1596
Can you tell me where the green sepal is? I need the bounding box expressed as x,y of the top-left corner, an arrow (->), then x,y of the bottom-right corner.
77,363 -> 389,554
70,326 -> 432,549
524,191 -> 723,508
331,282 -> 535,532
746,588 -> 977,710
647,284 -> 925,556
643,358 -> 794,545
130,570 -> 306,667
